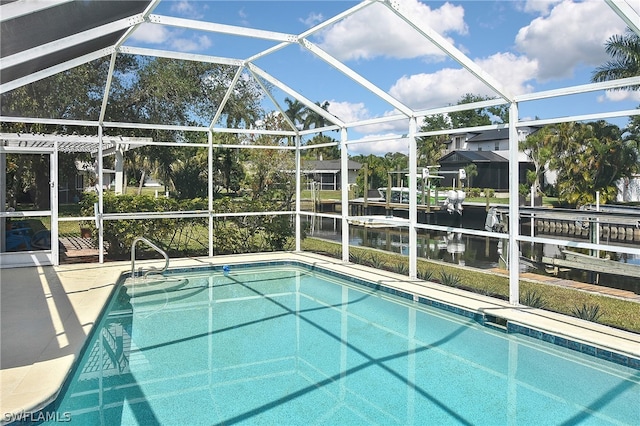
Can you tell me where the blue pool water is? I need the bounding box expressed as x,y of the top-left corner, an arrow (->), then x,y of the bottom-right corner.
37,263 -> 639,425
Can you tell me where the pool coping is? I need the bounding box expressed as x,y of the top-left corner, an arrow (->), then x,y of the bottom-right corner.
1,251 -> 639,423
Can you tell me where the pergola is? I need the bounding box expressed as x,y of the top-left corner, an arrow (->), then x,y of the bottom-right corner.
1,0 -> 640,304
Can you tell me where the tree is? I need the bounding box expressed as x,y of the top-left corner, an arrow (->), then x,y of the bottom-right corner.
623,114 -> 640,151
415,94 -> 508,171
1,57 -> 121,207
1,56 -> 135,130
350,153 -> 409,197
303,101 -> 331,132
583,121 -> 639,201
244,113 -> 296,204
284,97 -> 306,129
2,56 -> 265,202
213,137 -> 245,195
111,57 -> 263,128
108,57 -> 264,194
463,163 -> 478,188
549,121 -> 637,205
384,152 -> 409,186
519,125 -> 555,196
173,148 -> 208,199
303,134 -> 341,161
592,28 -> 640,90
588,28 -> 640,203
417,114 -> 450,167
449,93 -> 508,128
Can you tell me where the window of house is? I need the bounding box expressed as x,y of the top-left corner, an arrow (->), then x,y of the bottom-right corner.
454,136 -> 464,149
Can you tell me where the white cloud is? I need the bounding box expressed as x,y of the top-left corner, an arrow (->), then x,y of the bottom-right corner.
316,0 -> 467,61
170,34 -> 213,52
597,90 -> 640,103
474,53 -> 538,96
130,23 -> 172,44
301,12 -> 324,28
326,101 -> 411,134
323,102 -> 409,154
388,52 -> 537,110
348,134 -> 410,157
521,0 -> 562,15
515,0 -> 627,81
389,69 -> 476,110
326,100 -> 369,123
130,24 -> 212,53
353,119 -> 408,135
171,1 -> 204,19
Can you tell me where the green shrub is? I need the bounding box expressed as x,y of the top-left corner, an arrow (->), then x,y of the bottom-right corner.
349,251 -> 369,265
477,287 -> 499,298
520,289 -> 547,308
392,262 -> 409,275
367,254 -> 386,269
418,268 -> 434,281
81,192 -> 294,259
81,193 -> 186,257
440,270 -> 462,287
572,303 -> 604,322
468,187 -> 481,197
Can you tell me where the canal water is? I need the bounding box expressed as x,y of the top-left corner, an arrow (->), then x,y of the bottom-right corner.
305,216 -> 639,293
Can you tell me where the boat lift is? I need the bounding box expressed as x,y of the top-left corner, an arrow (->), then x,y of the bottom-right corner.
377,166 -> 467,214
485,203 -> 640,285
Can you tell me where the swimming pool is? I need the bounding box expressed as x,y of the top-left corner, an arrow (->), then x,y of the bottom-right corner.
34,262 -> 639,425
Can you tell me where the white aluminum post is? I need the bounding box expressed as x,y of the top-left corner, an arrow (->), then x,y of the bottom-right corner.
295,134 -> 302,252
51,142 -> 59,265
341,128 -> 349,262
97,125 -> 104,264
508,103 -> 520,304
114,145 -> 124,195
208,131 -> 214,257
409,117 -> 418,278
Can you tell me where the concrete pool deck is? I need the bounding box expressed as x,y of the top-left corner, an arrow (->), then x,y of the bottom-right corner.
1,252 -> 639,423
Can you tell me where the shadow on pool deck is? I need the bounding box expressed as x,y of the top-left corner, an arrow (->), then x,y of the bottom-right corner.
0,267 -> 96,370
0,262 -> 124,420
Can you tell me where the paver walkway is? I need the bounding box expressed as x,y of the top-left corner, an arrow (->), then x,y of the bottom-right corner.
490,268 -> 640,302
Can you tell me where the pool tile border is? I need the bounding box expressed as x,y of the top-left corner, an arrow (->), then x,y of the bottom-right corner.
157,259 -> 640,370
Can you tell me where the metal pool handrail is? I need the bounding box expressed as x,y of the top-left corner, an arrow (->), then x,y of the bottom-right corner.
131,236 -> 169,278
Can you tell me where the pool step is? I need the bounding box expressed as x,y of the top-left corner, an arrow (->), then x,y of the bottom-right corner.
484,315 -> 508,332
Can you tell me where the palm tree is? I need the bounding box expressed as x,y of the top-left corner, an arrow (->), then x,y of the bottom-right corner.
592,28 -> 640,90
303,101 -> 331,132
417,114 -> 450,167
283,97 -> 306,130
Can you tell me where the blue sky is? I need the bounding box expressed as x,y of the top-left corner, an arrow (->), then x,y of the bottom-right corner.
128,0 -> 640,155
